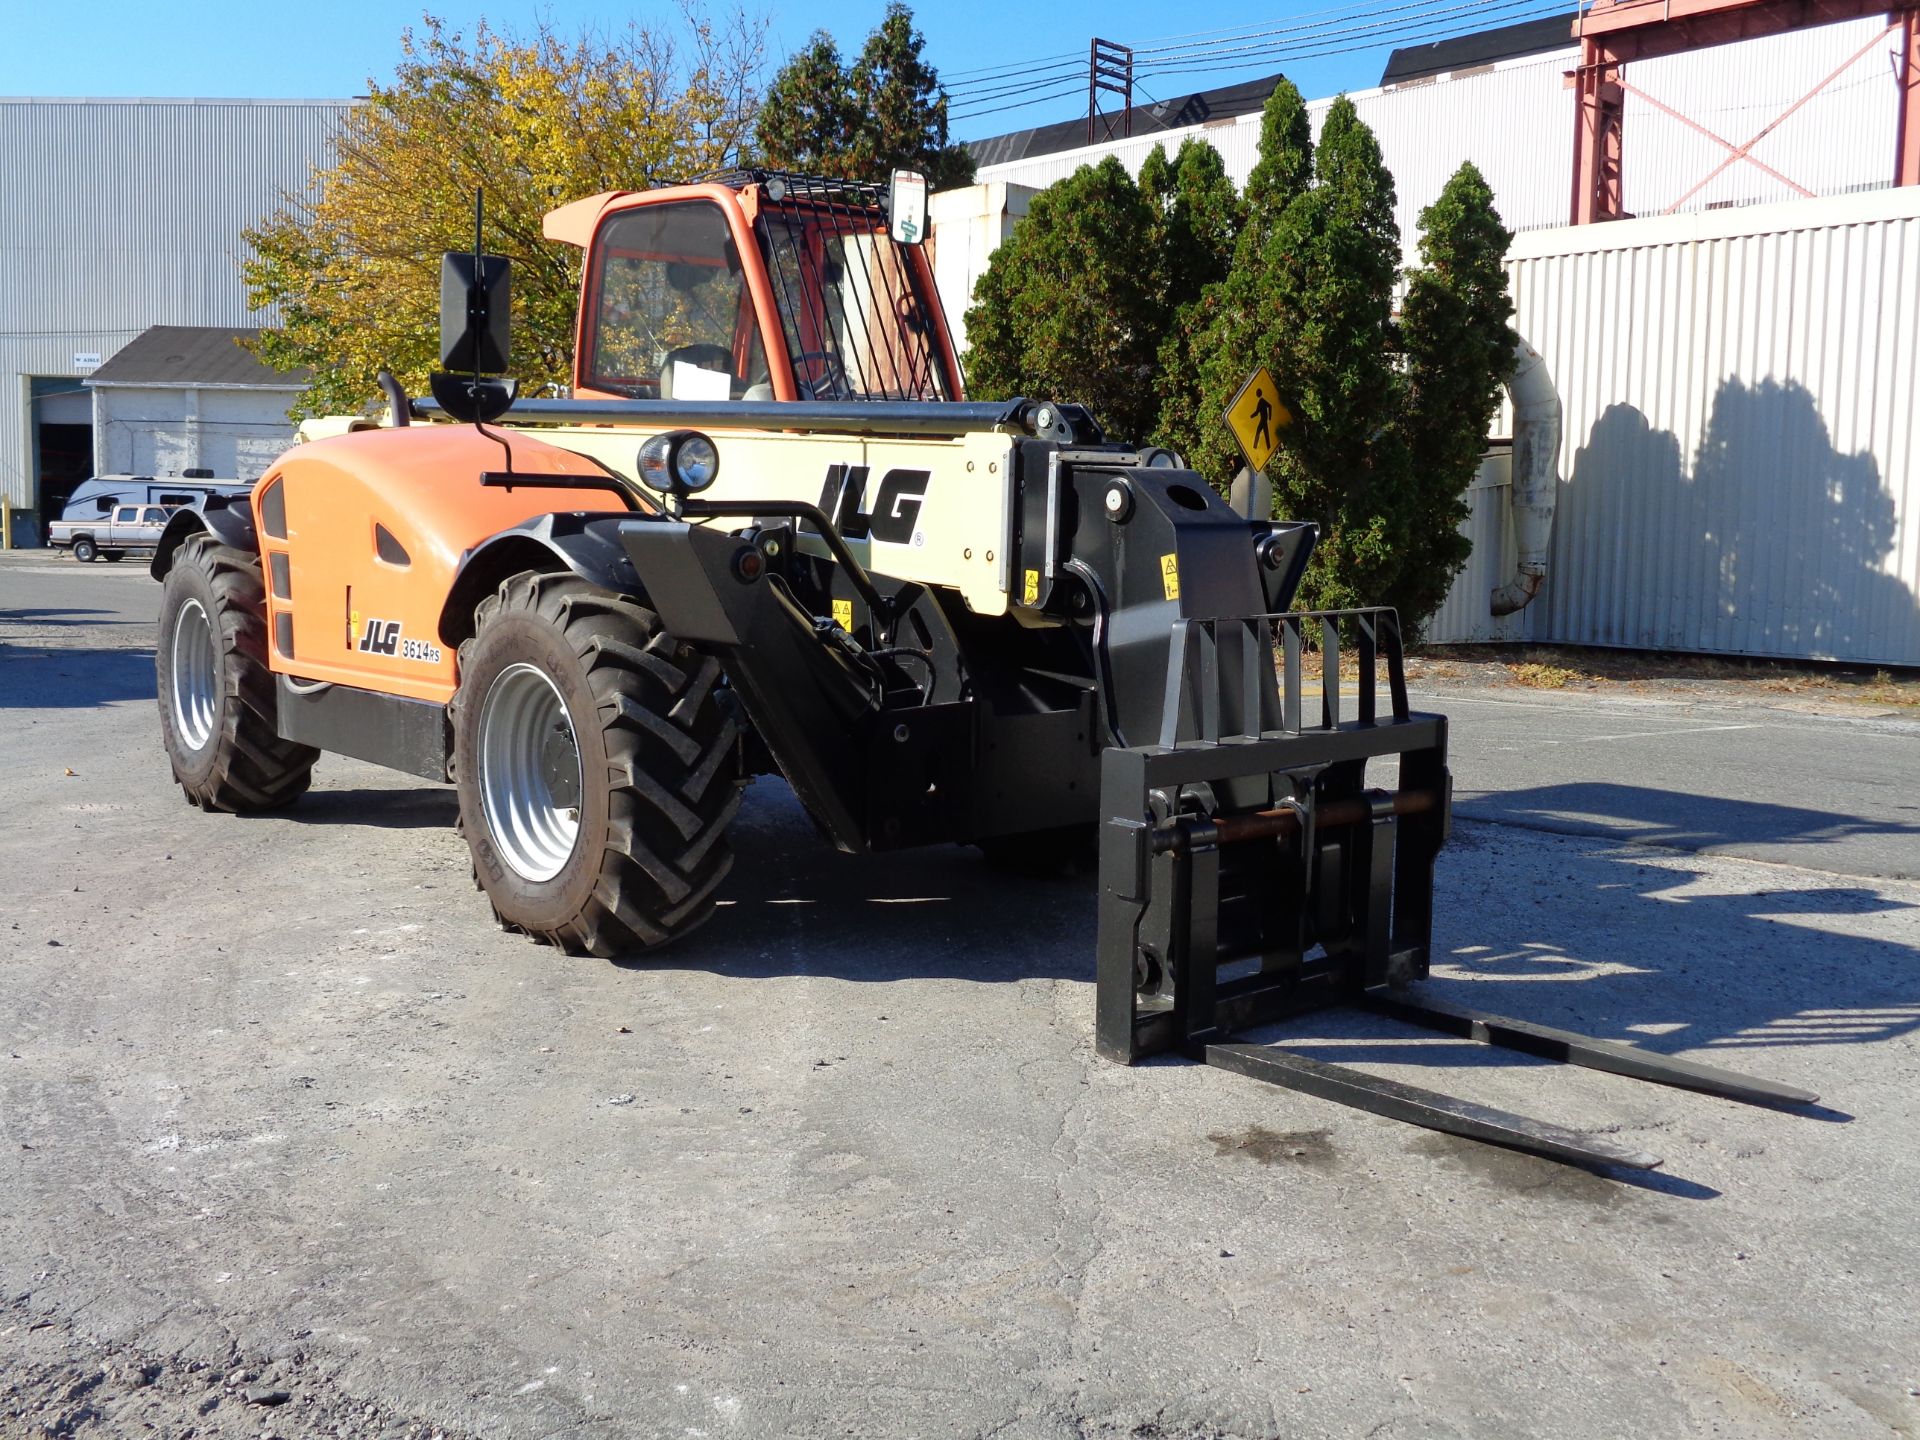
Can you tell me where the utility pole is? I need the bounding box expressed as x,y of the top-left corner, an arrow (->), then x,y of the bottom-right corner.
1087,38 -> 1134,145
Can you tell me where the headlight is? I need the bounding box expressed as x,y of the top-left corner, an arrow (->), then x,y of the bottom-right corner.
638,429 -> 721,495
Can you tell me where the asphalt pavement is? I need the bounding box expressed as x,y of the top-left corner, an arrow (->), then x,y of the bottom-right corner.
3,548 -> 1917,1440
1418,684 -> 1920,881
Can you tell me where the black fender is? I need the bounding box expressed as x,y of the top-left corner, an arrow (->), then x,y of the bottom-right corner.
151,492 -> 257,580
438,510 -> 656,649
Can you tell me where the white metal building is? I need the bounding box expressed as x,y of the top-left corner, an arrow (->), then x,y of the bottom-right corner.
0,97 -> 350,541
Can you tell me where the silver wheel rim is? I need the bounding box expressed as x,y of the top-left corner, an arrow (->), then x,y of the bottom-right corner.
170,598 -> 218,751
478,662 -> 582,883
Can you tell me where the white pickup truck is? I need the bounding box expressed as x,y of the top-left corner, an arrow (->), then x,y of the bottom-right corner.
47,503 -> 174,563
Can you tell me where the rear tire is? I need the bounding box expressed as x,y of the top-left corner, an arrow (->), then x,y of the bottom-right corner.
72,537 -> 97,563
451,571 -> 743,956
156,532 -> 317,811
103,550 -> 126,562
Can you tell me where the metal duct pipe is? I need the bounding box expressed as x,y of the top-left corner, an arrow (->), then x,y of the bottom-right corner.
1490,338 -> 1561,617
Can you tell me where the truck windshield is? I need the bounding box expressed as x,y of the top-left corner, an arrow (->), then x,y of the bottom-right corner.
756,192 -> 952,402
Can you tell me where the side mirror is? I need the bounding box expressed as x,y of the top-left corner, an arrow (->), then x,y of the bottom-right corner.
888,169 -> 928,246
439,251 -> 511,374
433,251 -> 515,423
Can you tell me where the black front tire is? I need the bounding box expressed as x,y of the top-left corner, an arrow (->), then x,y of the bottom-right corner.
451,571 -> 744,956
72,538 -> 97,563
156,533 -> 317,811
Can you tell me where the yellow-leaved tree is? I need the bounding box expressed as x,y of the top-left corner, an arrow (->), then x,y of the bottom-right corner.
243,11 -> 761,418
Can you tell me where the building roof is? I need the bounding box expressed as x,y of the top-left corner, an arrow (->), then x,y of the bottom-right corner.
968,72 -> 1287,170
86,326 -> 307,389
1379,14 -> 1577,85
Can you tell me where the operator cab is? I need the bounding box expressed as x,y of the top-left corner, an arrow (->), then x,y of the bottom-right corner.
548,171 -> 961,406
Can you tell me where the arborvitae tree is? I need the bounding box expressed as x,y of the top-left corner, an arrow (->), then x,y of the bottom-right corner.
1163,79 -> 1315,473
1395,162 -> 1517,623
962,157 -> 1163,443
1241,76 -> 1314,219
969,79 -> 1514,635
1279,95 -> 1406,613
1144,139 -> 1244,462
757,4 -> 973,188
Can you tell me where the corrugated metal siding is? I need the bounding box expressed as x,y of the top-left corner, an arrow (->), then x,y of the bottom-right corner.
1,98 -> 349,515
1511,187 -> 1920,665
1424,449 -> 1537,644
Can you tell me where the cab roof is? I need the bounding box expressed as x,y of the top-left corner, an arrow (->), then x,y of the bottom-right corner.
540,170 -> 888,249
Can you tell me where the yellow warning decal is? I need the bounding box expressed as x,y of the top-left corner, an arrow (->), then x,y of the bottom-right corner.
1022,568 -> 1040,606
832,599 -> 855,631
1160,553 -> 1180,601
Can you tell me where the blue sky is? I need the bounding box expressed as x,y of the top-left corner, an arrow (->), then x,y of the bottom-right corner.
0,1 -> 1544,141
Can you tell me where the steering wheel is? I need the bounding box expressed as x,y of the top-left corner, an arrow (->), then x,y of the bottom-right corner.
791,350 -> 850,401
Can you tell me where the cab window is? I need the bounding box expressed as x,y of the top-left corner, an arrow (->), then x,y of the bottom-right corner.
584,201 -> 770,401
142,507 -> 167,524
114,506 -> 137,523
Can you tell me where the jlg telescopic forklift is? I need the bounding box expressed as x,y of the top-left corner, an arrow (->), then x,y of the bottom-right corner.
151,171 -> 1814,1171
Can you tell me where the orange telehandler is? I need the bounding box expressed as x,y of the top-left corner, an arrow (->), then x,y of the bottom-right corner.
149,171 -> 1814,1170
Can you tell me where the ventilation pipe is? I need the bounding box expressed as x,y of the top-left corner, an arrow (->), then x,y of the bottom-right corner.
1489,337 -> 1560,616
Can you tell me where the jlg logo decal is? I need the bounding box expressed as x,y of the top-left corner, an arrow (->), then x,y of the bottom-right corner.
360,618 -> 402,655
816,465 -> 931,546
357,617 -> 442,665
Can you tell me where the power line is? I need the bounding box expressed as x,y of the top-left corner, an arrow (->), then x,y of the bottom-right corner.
1135,0 -> 1572,72
1134,1 -> 1574,79
941,0 -> 1577,96
951,0 -> 1576,126
951,83 -> 1090,122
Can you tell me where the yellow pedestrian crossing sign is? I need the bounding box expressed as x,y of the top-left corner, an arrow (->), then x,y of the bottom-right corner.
1224,366 -> 1290,473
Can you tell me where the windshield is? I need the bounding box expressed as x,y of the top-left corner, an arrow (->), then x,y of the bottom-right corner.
757,202 -> 952,401
584,200 -> 772,400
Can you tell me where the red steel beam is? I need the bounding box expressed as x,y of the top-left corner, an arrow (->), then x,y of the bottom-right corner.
1899,11 -> 1920,184
1576,0 -> 1899,59
1568,0 -> 1920,222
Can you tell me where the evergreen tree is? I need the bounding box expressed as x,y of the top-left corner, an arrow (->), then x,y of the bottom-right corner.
1145,140 -> 1244,463
966,78 -> 1515,635
1240,77 -> 1314,234
756,33 -> 858,176
962,157 -> 1163,443
1397,162 -> 1517,624
757,4 -> 973,188
850,4 -> 974,188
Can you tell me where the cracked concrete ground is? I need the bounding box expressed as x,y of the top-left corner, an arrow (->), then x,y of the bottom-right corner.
2,549 -> 1918,1439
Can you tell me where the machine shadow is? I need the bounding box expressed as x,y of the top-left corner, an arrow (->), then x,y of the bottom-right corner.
0,607 -> 130,627
638,782 -> 1095,985
279,786 -> 460,830
1272,798 -> 1916,1086
0,643 -> 154,708
1454,780 -> 1920,860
